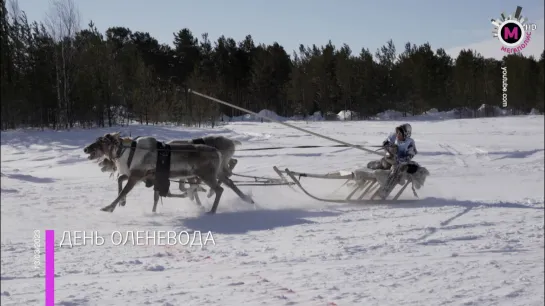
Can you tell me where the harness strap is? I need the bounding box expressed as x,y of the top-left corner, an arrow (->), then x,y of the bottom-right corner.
115,145 -> 124,159
127,140 -> 138,168
154,141 -> 172,197
114,136 -> 140,168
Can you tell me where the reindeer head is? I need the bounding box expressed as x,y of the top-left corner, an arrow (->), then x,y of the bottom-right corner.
83,132 -> 122,161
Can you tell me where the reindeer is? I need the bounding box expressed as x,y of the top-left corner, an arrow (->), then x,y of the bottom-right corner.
166,136 -> 241,198
83,132 -> 253,213
96,135 -> 242,209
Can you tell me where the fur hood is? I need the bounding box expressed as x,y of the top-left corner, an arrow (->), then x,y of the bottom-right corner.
396,123 -> 412,138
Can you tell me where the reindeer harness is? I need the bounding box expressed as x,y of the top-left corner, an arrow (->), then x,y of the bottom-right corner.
114,137 -> 208,197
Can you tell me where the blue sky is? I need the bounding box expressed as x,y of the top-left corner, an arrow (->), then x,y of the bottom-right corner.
13,0 -> 545,60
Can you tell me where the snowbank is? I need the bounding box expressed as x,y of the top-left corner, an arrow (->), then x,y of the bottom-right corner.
337,110 -> 357,120
530,108 -> 542,115
306,111 -> 324,121
476,104 -> 509,116
217,105 -> 542,124
226,109 -> 286,122
374,110 -> 407,120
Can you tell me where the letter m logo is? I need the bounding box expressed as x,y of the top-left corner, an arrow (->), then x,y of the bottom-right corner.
503,27 -> 519,40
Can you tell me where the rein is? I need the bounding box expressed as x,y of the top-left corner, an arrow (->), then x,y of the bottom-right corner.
114,142 -> 384,153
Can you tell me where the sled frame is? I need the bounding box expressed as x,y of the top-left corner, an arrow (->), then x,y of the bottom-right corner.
272,166 -> 413,204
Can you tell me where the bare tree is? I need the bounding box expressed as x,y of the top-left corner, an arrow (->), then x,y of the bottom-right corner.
44,0 -> 80,128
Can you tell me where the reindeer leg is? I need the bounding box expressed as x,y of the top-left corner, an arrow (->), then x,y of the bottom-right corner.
186,178 -> 205,202
199,175 -> 224,214
101,173 -> 143,212
152,190 -> 160,213
178,179 -> 204,198
208,160 -> 237,198
228,158 -> 238,175
193,191 -> 203,206
191,177 -> 206,192
219,177 -> 254,204
187,180 -> 196,201
118,175 -> 128,206
208,175 -> 223,198
207,186 -> 223,214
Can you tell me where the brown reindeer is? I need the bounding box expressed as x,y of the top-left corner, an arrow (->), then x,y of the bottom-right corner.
83,133 -> 252,213
97,135 -> 242,209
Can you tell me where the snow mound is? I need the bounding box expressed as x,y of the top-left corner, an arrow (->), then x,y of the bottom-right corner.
230,109 -> 286,122
337,110 -> 357,120
375,110 -> 406,120
218,106 -> 542,124
306,111 -> 324,121
477,104 -> 508,116
530,108 -> 542,115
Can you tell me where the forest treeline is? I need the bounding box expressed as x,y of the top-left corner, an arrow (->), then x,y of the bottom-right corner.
1,0 -> 544,130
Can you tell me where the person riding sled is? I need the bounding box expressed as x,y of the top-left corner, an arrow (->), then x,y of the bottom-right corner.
367,123 -> 417,170
366,123 -> 419,199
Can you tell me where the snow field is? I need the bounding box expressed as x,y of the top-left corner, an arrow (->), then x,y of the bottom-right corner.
1,116 -> 544,305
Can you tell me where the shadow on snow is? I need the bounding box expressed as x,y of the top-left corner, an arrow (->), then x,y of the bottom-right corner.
337,197 -> 544,210
177,209 -> 341,235
176,197 -> 542,235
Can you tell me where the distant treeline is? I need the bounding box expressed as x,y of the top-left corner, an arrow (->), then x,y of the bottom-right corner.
1,0 -> 544,130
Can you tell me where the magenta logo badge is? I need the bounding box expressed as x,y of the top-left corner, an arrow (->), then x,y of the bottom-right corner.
491,6 -> 537,54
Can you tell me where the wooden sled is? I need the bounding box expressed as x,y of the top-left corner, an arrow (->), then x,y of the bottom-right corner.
272,164 -> 429,204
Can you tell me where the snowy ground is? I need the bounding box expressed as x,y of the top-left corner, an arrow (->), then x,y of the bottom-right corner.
1,116 -> 544,306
